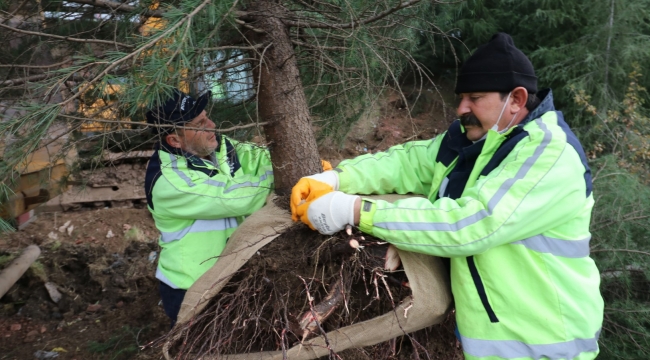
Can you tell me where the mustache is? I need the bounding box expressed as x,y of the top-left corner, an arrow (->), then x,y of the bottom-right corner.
459,113 -> 481,127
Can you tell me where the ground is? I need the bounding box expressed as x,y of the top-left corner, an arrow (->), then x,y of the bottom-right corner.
0,208 -> 168,360
0,86 -> 456,360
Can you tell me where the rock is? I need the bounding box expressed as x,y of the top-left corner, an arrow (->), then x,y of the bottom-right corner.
66,225 -> 74,236
10,323 -> 21,331
86,304 -> 102,312
58,220 -> 71,233
106,230 -> 114,238
111,275 -> 126,288
44,282 -> 62,303
34,350 -> 59,359
40,326 -> 47,333
47,232 -> 58,240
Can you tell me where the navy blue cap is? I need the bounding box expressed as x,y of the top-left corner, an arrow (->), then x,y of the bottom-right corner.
146,88 -> 211,134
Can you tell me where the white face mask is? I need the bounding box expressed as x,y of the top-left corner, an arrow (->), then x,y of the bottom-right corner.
473,92 -> 520,143
491,91 -> 520,134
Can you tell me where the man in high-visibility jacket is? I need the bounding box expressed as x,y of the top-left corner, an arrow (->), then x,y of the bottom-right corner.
144,88 -> 274,326
291,33 -> 604,359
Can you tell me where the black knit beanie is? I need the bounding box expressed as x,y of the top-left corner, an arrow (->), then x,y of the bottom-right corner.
455,33 -> 537,94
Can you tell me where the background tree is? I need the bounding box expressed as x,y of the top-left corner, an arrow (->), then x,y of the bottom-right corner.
418,0 -> 650,125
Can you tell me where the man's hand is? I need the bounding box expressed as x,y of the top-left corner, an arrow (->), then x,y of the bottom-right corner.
298,191 -> 360,235
290,171 -> 339,221
321,159 -> 333,171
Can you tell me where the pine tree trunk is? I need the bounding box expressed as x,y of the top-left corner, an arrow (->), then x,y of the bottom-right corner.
247,1 -> 322,196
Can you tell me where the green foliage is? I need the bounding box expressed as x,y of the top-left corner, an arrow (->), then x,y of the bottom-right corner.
589,156 -> 650,358
0,218 -> 15,234
87,326 -> 144,360
0,254 -> 16,268
28,261 -> 48,282
574,65 -> 650,180
419,0 -> 650,126
576,67 -> 650,357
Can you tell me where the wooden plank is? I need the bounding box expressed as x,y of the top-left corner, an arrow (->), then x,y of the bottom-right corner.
101,150 -> 154,162
36,184 -> 146,213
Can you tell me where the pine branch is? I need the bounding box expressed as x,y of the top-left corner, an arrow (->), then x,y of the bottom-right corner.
285,0 -> 422,29
0,0 -> 30,25
592,249 -> 650,256
0,22 -> 134,49
0,73 -> 89,87
58,0 -> 215,109
61,0 -> 164,17
0,61 -> 71,69
202,44 -> 269,51
291,39 -> 348,52
191,58 -> 255,78
59,114 -> 269,132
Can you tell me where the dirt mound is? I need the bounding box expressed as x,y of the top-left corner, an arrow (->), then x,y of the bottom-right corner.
0,208 -> 168,360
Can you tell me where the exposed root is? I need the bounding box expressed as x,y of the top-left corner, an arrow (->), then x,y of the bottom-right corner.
158,226 -> 411,358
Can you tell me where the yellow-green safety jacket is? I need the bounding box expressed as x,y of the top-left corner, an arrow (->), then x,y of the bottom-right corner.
145,135 -> 274,289
335,89 -> 603,360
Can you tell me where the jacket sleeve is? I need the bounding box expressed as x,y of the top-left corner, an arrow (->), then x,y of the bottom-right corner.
153,159 -> 273,221
228,137 -> 274,177
337,136 -> 444,196
358,125 -> 590,258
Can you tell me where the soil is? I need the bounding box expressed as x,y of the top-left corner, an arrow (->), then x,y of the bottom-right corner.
0,208 -> 168,360
0,86 -> 457,360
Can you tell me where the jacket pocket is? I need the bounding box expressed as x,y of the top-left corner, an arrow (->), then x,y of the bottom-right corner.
467,256 -> 499,323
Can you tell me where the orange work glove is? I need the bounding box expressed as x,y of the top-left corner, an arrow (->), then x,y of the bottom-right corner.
321,159 -> 333,171
290,171 -> 339,221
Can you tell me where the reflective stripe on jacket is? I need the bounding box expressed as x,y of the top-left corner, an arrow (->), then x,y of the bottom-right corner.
145,135 -> 274,289
336,90 -> 604,360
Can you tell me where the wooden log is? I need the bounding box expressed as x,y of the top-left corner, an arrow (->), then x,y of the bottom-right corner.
0,245 -> 41,298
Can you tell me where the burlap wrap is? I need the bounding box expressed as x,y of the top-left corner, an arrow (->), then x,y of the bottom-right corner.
164,194 -> 452,359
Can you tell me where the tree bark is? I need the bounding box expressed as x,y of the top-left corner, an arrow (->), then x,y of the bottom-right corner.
246,1 -> 322,195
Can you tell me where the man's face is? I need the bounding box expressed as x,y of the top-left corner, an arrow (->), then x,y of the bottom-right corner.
176,110 -> 218,156
456,92 -> 509,142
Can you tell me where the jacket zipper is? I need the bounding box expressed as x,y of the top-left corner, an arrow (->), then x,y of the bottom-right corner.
466,256 -> 499,323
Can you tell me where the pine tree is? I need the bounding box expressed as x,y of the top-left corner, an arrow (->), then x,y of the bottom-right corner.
0,0 -> 439,202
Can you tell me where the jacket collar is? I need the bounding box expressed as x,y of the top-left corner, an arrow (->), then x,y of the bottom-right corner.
519,88 -> 555,126
157,139 -> 214,168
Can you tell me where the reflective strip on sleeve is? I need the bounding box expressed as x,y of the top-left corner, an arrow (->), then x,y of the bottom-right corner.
170,154 -> 196,187
373,119 -> 552,233
224,170 -> 274,193
461,329 -> 600,359
204,179 -> 226,187
512,235 -> 591,258
156,267 -> 181,289
160,218 -> 239,243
